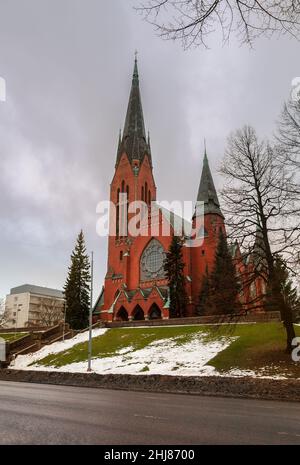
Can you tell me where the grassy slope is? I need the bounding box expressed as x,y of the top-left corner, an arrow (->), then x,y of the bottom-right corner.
34,326 -> 211,368
208,323 -> 300,378
0,333 -> 28,342
34,323 -> 300,378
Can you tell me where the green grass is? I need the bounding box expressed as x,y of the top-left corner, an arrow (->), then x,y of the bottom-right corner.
33,323 -> 300,378
0,333 -> 28,342
208,323 -> 300,378
140,365 -> 150,372
34,325 -> 213,368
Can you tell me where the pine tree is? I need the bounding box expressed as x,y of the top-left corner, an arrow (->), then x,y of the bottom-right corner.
273,255 -> 300,323
209,231 -> 241,315
164,235 -> 188,318
64,230 -> 91,330
197,267 -> 213,316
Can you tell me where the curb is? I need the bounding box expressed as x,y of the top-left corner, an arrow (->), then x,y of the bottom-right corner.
0,369 -> 299,403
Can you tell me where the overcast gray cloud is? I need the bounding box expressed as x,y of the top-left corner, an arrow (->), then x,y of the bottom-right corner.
0,0 -> 298,299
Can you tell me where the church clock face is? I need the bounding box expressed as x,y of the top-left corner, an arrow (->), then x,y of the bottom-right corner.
140,239 -> 165,281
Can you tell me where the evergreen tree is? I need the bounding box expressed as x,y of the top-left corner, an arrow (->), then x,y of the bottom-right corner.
164,235 -> 188,318
197,267 -> 213,316
64,230 -> 91,330
273,255 -> 300,323
209,231 -> 241,315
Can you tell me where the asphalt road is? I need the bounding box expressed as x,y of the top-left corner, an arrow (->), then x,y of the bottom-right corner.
0,381 -> 299,445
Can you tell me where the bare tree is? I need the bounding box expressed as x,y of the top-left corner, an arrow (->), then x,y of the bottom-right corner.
38,299 -> 64,327
276,98 -> 300,169
136,0 -> 300,48
220,125 -> 300,352
0,297 -> 4,315
0,298 -> 10,328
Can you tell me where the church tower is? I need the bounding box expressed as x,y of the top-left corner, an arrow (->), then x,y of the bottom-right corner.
95,59 -> 237,321
93,61 -> 265,321
99,58 -> 170,322
191,149 -> 226,306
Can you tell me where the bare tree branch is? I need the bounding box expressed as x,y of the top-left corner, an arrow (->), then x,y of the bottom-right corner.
38,299 -> 64,327
135,0 -> 300,48
220,125 -> 300,351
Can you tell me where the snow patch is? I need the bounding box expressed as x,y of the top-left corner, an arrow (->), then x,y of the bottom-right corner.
10,328 -> 107,370
12,331 -> 234,377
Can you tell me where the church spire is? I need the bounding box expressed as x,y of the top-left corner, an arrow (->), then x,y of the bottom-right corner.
116,55 -> 151,166
197,147 -> 223,217
253,222 -> 265,256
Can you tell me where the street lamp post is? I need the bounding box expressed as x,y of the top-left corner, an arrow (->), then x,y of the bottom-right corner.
87,251 -> 94,372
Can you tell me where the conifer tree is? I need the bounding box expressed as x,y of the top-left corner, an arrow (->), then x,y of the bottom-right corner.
64,230 -> 91,330
209,231 -> 241,315
197,267 -> 213,316
274,255 -> 300,323
164,235 -> 188,318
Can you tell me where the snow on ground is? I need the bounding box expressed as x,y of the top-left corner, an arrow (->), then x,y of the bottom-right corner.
10,328 -> 107,370
10,327 -> 296,379
224,368 -> 289,380
11,329 -> 234,376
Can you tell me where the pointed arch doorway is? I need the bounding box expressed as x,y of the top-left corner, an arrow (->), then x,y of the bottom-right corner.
116,306 -> 129,321
148,303 -> 162,320
132,305 -> 145,321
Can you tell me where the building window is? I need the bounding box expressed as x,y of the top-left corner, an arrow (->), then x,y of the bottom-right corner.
140,239 -> 166,281
116,204 -> 120,236
202,250 -> 205,256
120,251 -> 123,261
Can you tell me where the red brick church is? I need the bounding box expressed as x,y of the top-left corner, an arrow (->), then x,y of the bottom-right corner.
94,58 -> 265,322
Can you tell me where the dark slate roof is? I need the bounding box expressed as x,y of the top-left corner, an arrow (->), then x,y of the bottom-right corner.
156,286 -> 169,299
253,226 -> 265,254
116,58 -> 151,166
251,226 -> 267,267
196,151 -> 223,217
10,284 -> 64,299
93,287 -> 105,315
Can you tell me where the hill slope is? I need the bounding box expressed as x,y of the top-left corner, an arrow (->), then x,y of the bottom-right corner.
10,323 -> 300,379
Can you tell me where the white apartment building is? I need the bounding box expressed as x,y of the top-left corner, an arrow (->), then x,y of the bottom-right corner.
5,284 -> 65,328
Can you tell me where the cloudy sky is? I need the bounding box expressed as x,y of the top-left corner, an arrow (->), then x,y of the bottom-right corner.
0,0 -> 298,299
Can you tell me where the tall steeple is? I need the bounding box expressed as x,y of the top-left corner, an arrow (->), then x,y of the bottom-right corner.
252,223 -> 266,259
197,148 -> 223,217
116,55 -> 151,166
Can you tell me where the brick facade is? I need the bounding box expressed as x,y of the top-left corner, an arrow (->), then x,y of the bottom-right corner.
94,59 -> 264,322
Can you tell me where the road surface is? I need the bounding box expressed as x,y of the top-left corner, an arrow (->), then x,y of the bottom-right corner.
0,381 -> 299,445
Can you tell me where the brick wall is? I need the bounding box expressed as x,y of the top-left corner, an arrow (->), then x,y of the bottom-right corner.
105,311 -> 281,328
